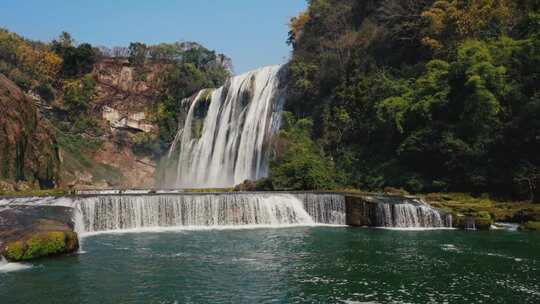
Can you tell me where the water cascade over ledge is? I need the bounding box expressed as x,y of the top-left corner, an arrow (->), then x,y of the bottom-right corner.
74,193 -> 346,234
162,65 -> 287,188
1,193 -> 454,238
345,195 -> 453,229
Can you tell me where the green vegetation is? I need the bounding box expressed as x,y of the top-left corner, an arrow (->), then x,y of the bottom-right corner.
56,132 -> 125,186
268,112 -> 336,190
51,32 -> 97,78
150,46 -> 230,151
0,188 -> 68,197
282,0 -> 540,201
62,74 -> 96,114
521,221 -> 540,231
3,231 -> 78,261
0,28 -> 62,91
424,192 -> 540,222
4,241 -> 24,261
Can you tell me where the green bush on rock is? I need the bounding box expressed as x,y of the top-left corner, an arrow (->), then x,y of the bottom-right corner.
520,221 -> 540,231
2,231 -> 78,262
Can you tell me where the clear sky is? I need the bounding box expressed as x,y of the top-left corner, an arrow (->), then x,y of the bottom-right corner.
0,0 -> 307,74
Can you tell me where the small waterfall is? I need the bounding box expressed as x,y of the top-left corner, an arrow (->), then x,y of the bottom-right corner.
373,200 -> 452,228
348,196 -> 453,228
75,193 -> 345,234
296,194 -> 346,225
162,65 -> 287,188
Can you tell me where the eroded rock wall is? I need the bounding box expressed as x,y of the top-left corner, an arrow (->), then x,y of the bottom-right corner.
0,74 -> 60,190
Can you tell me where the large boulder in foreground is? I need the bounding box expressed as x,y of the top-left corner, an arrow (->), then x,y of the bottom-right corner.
0,74 -> 60,189
0,205 -> 78,261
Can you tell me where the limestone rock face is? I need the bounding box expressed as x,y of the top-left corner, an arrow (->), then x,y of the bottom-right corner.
102,106 -> 154,133
0,74 -> 60,189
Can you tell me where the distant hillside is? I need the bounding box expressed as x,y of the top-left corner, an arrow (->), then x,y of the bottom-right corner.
0,29 -> 231,191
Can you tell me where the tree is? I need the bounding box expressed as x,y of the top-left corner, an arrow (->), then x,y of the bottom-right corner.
269,112 -> 336,190
57,31 -> 74,48
63,74 -> 95,114
52,32 -> 96,77
128,42 -> 147,66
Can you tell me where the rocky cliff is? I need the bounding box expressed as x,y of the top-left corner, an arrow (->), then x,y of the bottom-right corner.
0,74 -> 61,191
58,59 -> 164,189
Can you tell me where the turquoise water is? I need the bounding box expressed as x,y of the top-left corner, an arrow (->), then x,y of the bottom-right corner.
1,228 -> 539,303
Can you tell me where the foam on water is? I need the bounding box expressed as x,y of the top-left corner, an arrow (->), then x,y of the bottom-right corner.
0,257 -> 32,273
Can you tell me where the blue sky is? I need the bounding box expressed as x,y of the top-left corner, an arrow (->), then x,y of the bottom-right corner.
0,0 -> 307,74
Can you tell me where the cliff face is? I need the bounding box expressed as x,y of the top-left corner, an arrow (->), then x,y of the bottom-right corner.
0,74 -> 60,191
58,59 -> 164,189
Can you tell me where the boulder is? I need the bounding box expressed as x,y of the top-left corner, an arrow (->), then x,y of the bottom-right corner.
0,206 -> 78,261
1,226 -> 78,262
453,215 -> 493,230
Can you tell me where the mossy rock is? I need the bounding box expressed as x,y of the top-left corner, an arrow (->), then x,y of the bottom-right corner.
474,218 -> 493,230
520,221 -> 540,232
2,230 -> 78,262
453,215 -> 492,230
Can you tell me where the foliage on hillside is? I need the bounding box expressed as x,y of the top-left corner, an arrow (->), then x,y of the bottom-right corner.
0,28 -> 62,92
269,112 -> 336,190
0,28 -> 231,190
283,0 -> 540,201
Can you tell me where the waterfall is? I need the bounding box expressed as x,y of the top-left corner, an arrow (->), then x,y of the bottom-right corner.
374,200 -> 453,228
162,65 -> 286,188
347,196 -> 453,228
296,194 -> 346,225
74,193 -> 346,234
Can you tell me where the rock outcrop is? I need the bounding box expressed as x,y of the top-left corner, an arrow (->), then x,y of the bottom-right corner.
0,205 -> 78,261
58,59 -> 162,189
0,74 -> 61,190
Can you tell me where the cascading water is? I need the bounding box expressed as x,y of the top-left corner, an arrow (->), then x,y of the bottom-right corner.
296,193 -> 346,225
162,65 -> 286,188
373,200 -> 452,228
74,193 -> 346,234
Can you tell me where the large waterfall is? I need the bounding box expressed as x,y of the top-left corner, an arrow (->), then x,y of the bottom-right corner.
74,193 -> 346,234
162,65 -> 286,188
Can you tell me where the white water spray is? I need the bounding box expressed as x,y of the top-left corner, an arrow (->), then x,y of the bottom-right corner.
163,65 -> 286,188
374,200 -> 452,228
73,193 -> 346,235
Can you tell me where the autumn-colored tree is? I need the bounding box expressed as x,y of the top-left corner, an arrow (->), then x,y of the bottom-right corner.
288,11 -> 310,46
422,0 -> 516,53
37,51 -> 63,80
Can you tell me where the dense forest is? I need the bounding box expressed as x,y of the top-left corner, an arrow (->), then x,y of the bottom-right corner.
269,0 -> 540,202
